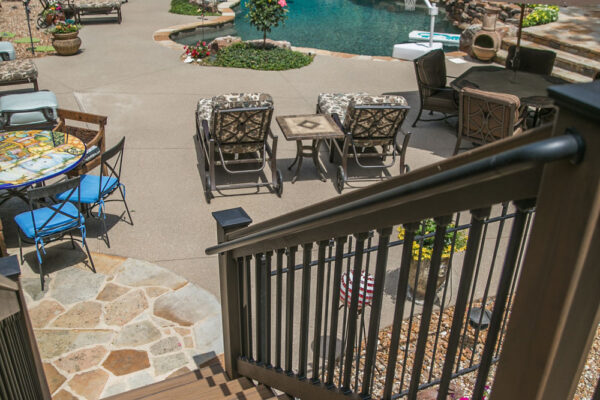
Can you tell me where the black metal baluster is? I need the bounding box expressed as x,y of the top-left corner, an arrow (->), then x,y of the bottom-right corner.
355,231 -> 373,390
436,208 -> 490,400
265,251 -> 272,366
321,239 -> 334,382
342,232 -> 368,393
255,253 -> 264,364
361,227 -> 392,397
383,222 -> 418,400
275,249 -> 284,370
338,236 -> 353,387
285,246 -> 298,374
327,236 -> 347,386
428,212 -> 462,383
298,243 -> 313,379
312,240 -> 328,382
472,200 -> 535,400
243,255 -> 253,360
408,215 -> 452,398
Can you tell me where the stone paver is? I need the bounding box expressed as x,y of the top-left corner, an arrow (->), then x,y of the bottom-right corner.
97,282 -> 131,302
113,320 -> 161,347
53,389 -> 79,400
153,352 -> 188,376
103,349 -> 151,376
54,346 -> 108,374
153,284 -> 221,326
68,370 -> 109,400
150,336 -> 182,355
52,302 -> 103,328
35,329 -> 114,359
115,258 -> 188,290
104,289 -> 149,326
51,268 -> 106,306
43,363 -> 67,395
29,300 -> 65,328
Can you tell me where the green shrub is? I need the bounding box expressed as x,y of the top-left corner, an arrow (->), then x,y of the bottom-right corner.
169,0 -> 220,16
522,5 -> 559,27
206,42 -> 313,70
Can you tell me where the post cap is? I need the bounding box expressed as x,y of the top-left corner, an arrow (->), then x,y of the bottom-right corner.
212,207 -> 252,230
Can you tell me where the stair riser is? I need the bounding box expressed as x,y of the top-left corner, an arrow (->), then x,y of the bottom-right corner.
521,31 -> 600,61
500,41 -> 599,78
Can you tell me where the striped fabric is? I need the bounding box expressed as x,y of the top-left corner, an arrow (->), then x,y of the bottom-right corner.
340,270 -> 375,309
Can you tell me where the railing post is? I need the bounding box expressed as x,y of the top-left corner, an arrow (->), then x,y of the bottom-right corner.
491,82 -> 600,400
212,208 -> 253,380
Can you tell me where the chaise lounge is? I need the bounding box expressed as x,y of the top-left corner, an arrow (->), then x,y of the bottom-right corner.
0,43 -> 39,92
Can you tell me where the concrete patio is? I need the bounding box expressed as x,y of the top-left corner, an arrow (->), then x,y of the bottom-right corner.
1,0 -> 478,299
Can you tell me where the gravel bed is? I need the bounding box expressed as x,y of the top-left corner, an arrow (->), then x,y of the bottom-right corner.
0,0 -> 55,58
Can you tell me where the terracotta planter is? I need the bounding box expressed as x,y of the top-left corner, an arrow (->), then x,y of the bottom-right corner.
408,257 -> 450,302
52,31 -> 79,40
52,31 -> 81,56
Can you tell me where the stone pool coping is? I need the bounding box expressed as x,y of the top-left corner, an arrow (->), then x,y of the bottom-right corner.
23,252 -> 223,400
152,0 -> 403,62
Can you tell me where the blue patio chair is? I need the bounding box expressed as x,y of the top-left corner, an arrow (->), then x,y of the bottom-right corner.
57,136 -> 132,248
14,176 -> 95,290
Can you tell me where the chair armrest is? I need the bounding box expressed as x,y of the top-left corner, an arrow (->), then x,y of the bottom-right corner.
330,113 -> 347,134
57,108 -> 107,126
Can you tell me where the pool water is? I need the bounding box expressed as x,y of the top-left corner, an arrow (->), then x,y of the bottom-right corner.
174,0 -> 459,57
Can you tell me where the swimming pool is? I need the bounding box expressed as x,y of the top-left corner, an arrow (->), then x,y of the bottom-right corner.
172,0 -> 459,57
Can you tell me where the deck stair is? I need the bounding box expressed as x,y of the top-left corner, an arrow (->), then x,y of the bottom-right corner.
495,35 -> 597,83
103,357 -> 288,400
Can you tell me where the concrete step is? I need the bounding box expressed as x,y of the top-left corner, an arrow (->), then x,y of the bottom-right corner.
501,36 -> 600,78
521,29 -> 600,61
494,48 -> 592,84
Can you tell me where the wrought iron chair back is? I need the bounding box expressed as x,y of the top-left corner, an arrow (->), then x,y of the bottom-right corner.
98,136 -> 125,197
344,103 -> 410,147
506,45 -> 556,76
26,177 -> 81,237
212,106 -> 273,154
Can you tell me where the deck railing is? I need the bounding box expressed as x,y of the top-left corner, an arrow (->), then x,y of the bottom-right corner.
207,81 -> 599,399
0,256 -> 51,400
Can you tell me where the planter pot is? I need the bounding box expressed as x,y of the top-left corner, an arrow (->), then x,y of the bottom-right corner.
52,31 -> 79,40
407,257 -> 450,303
52,35 -> 81,56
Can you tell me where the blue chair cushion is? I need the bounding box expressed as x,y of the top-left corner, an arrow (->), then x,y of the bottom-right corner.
15,202 -> 83,239
56,174 -> 119,204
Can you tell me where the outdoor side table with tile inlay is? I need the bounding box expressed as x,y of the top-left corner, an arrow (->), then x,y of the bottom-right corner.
276,114 -> 344,183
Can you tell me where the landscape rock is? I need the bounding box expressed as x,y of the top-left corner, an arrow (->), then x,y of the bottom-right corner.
209,35 -> 242,53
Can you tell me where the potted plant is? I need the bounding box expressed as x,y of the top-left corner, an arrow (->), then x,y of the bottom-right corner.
398,219 -> 467,303
42,0 -> 64,25
50,22 -> 81,55
246,0 -> 288,48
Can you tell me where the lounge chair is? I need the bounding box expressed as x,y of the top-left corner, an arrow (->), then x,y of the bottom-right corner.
412,49 -> 458,127
71,0 -> 123,24
317,93 -> 411,193
0,43 -> 39,92
454,87 -> 524,155
195,93 -> 283,203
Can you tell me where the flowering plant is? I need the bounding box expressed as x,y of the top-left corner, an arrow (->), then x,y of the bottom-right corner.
184,40 -> 211,60
42,0 -> 63,17
245,0 -> 288,48
398,219 -> 467,261
522,4 -> 559,27
50,22 -> 80,33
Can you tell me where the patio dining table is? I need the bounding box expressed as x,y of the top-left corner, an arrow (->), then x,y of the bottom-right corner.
0,130 -> 86,201
450,66 -> 568,108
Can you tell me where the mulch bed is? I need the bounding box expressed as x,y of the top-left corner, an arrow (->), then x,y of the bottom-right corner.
0,0 -> 55,58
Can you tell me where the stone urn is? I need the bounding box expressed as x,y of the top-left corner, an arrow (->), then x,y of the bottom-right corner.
52,31 -> 81,56
471,7 -> 501,61
407,257 -> 449,303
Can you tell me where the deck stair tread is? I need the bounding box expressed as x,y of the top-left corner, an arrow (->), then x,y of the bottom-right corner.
104,357 -> 282,400
494,48 -> 592,84
500,37 -> 599,79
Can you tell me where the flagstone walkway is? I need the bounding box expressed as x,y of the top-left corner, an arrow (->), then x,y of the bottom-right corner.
21,252 -> 222,400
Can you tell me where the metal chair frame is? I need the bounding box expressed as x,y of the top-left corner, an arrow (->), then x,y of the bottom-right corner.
195,105 -> 283,203
16,177 -> 95,290
318,103 -> 412,193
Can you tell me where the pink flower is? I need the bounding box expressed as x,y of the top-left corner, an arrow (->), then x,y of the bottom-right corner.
278,0 -> 286,7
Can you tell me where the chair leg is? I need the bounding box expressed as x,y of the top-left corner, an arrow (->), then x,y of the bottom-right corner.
453,135 -> 462,156
18,235 -> 23,264
412,106 -> 423,127
69,232 -> 76,249
36,246 -> 44,291
119,186 -> 134,226
101,216 -> 110,248
83,239 -> 96,274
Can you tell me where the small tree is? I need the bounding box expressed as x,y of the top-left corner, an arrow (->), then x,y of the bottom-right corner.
246,0 -> 288,48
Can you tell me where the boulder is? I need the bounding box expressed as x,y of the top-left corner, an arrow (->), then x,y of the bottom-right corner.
209,35 -> 242,53
245,38 -> 292,50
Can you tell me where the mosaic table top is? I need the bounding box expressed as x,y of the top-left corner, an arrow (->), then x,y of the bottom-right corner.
276,114 -> 344,141
0,130 -> 86,189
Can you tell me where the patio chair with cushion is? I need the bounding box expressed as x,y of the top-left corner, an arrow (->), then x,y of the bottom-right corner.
54,108 -> 107,176
412,49 -> 458,127
14,176 -> 95,290
56,137 -> 133,248
506,45 -> 556,76
0,42 -> 16,61
317,92 -> 411,193
454,87 -> 524,155
0,58 -> 39,93
195,93 -> 283,203
71,0 -> 122,24
0,90 -> 57,131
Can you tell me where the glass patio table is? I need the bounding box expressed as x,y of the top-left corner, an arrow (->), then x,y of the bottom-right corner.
0,130 -> 86,201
